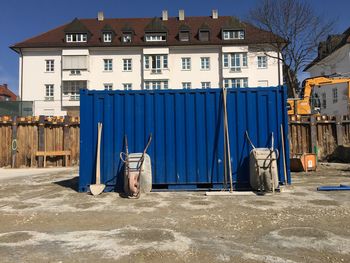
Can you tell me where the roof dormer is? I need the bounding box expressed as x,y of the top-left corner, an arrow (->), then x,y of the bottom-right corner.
178,24 -> 191,42
101,24 -> 116,43
221,17 -> 246,40
144,17 -> 168,42
64,18 -> 91,43
198,23 -> 210,41
121,24 -> 135,44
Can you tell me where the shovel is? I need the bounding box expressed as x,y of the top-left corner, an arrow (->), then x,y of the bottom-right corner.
90,122 -> 105,196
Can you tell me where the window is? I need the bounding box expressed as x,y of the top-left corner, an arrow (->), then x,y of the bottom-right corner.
145,33 -> 167,42
199,30 -> 209,41
123,83 -> 132,90
179,31 -> 190,41
144,55 -> 150,69
122,33 -> 132,43
153,56 -> 161,73
66,33 -> 87,42
257,56 -> 267,68
70,69 -> 81,75
123,59 -> 132,71
182,58 -> 191,70
222,30 -> 245,40
231,53 -> 241,71
322,93 -> 327,109
201,57 -> 210,70
104,59 -> 113,71
144,80 -> 168,90
104,83 -> 113,90
333,88 -> 338,103
223,53 -> 248,71
223,54 -> 229,68
45,85 -> 54,101
62,56 -> 88,70
201,82 -> 211,89
257,80 -> 268,87
163,55 -> 168,69
182,82 -> 191,89
164,81 -> 169,89
103,32 -> 112,43
223,78 -> 248,88
45,60 -> 54,72
144,55 -> 168,72
62,81 -> 87,101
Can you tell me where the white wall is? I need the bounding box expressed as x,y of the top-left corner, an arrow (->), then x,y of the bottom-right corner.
89,48 -> 142,90
21,49 -> 66,115
313,82 -> 349,115
308,45 -> 350,77
170,46 -> 220,88
20,45 -> 283,115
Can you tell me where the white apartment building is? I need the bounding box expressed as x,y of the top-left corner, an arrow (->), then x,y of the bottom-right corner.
304,27 -> 350,115
12,10 -> 284,116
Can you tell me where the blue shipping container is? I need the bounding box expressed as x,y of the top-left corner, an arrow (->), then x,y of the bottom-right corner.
79,87 -> 290,192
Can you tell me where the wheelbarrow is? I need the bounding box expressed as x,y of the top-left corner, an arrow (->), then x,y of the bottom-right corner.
120,134 -> 152,198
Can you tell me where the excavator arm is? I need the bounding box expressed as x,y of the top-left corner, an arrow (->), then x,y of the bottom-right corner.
288,76 -> 350,115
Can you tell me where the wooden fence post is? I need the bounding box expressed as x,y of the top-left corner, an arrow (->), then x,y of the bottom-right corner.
38,116 -> 45,168
310,116 -> 317,153
336,115 -> 343,146
63,116 -> 70,166
11,116 -> 17,168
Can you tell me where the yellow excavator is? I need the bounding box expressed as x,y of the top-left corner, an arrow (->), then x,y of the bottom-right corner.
287,75 -> 350,115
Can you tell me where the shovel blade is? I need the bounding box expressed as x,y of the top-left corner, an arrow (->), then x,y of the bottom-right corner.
90,184 -> 106,196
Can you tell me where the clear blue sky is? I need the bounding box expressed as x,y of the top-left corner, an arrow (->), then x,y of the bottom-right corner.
0,0 -> 349,95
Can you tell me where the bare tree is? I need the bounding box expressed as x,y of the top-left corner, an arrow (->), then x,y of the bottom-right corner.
248,0 -> 334,97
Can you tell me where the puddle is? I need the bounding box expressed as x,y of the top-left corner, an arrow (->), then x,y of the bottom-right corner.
11,203 -> 39,209
0,232 -> 32,243
45,193 -> 63,199
279,227 -> 327,239
309,200 -> 339,206
118,229 -> 175,245
73,203 -> 103,209
246,200 -> 275,206
190,201 -> 210,206
133,201 -> 159,208
293,192 -> 308,196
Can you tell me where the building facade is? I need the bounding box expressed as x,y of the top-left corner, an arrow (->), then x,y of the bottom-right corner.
12,10 -> 284,116
304,27 -> 350,115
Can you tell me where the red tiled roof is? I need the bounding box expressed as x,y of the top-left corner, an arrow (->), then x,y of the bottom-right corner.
0,84 -> 17,101
11,16 -> 285,50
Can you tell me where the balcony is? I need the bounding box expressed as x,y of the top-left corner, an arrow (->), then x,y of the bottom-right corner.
144,68 -> 169,80
62,95 -> 80,107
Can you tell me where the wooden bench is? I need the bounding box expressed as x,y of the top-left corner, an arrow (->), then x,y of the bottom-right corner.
35,150 -> 71,167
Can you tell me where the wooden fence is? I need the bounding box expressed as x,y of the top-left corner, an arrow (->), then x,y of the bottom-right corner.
0,116 -> 79,168
1,114 -> 349,168
288,115 -> 350,160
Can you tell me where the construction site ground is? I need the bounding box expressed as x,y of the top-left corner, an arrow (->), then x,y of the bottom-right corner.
0,163 -> 349,263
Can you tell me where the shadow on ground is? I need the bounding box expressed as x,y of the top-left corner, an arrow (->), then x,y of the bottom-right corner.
54,176 -> 79,192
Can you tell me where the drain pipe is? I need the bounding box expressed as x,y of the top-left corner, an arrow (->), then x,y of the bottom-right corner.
19,48 -> 23,101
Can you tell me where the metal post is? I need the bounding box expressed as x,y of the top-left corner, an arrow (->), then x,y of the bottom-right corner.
336,115 -> 344,146
11,116 -> 17,168
310,116 -> 317,153
63,116 -> 70,166
38,115 -> 45,167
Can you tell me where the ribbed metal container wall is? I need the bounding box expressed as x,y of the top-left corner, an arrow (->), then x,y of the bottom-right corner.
79,87 -> 290,192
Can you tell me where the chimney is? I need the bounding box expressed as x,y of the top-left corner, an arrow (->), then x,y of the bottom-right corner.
3,84 -> 7,89
179,9 -> 185,21
162,10 -> 168,21
212,9 -> 218,19
97,11 -> 104,21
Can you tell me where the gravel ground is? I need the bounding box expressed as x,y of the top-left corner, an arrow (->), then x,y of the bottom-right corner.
0,163 -> 349,263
